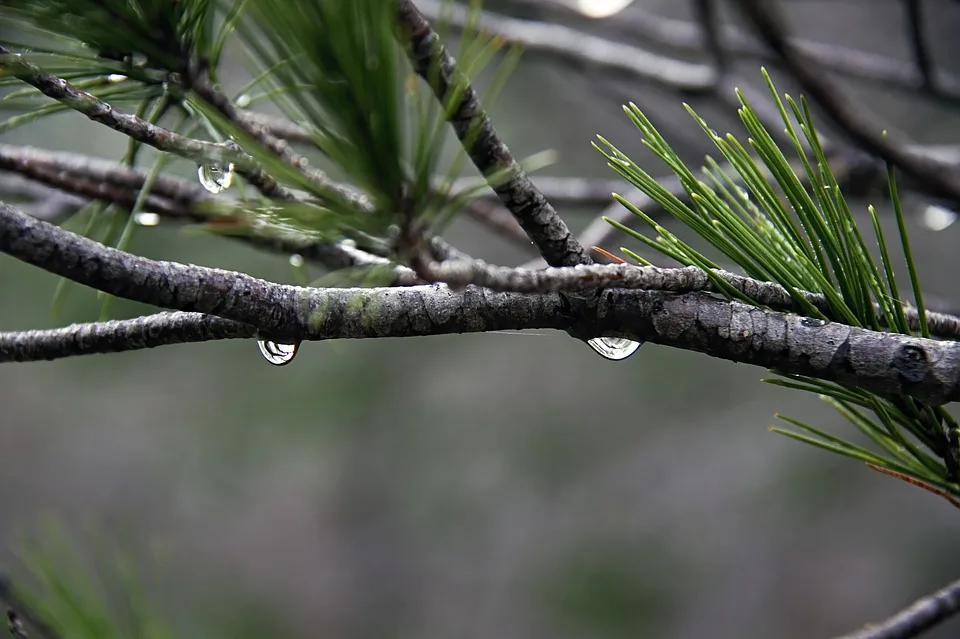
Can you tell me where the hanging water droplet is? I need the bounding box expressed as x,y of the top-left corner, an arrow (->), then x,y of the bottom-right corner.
289,254 -> 304,267
258,340 -> 299,366
587,337 -> 642,361
134,212 -> 160,226
197,162 -> 234,194
922,204 -> 957,232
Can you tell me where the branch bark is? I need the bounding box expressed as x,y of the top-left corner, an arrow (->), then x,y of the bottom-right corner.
736,0 -> 960,204
837,576 -> 960,639
3,200 -> 960,406
396,0 -> 592,268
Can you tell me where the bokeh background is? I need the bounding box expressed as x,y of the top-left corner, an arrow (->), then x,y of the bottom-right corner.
3,1 -> 960,637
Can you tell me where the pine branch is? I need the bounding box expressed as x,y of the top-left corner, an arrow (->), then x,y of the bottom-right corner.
396,0 -> 592,268
838,576 -> 960,639
415,0 -> 716,92
0,173 -> 86,221
409,257 -> 960,339
0,145 -> 421,284
735,0 -> 960,204
0,46 -> 295,200
0,312 -> 254,363
3,199 -> 960,405
186,77 -> 374,213
0,572 -> 60,639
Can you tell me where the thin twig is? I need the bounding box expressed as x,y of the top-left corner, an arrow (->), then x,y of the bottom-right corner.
693,0 -> 727,75
186,78 -> 373,212
415,0 -> 716,91
0,46 -> 295,200
904,0 -> 935,91
396,0 -> 592,267
0,144 -> 421,283
735,0 -> 960,204
0,573 -> 60,639
836,576 -> 960,639
0,312 -> 255,362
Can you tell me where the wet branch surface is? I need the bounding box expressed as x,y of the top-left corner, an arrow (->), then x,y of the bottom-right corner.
3,200 -> 960,407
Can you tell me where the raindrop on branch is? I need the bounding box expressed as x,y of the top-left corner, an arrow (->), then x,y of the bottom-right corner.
258,340 -> 299,366
587,337 -> 642,361
197,162 -> 235,194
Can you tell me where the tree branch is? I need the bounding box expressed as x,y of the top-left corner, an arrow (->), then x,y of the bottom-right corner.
415,0 -> 716,92
4,200 -> 960,406
735,0 -> 960,204
0,312 -> 255,363
0,46 -> 295,200
838,576 -> 960,639
396,0 -> 592,268
0,572 -> 60,639
0,144 -> 422,285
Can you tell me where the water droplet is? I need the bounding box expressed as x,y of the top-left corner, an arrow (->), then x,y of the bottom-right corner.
800,317 -> 827,327
197,162 -> 234,194
134,212 -> 160,226
235,93 -> 252,108
587,337 -> 642,361
289,254 -> 304,267
922,204 -> 957,232
258,340 -> 299,366
107,73 -> 127,83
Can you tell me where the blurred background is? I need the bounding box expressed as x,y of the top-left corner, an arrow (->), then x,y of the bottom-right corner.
3,0 -> 960,637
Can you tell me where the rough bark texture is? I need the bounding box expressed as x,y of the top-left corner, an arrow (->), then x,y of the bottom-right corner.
397,0 -> 591,268
3,201 -> 960,404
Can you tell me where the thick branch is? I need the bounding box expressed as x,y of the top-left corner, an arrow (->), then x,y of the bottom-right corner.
410,258 -> 960,339
0,201 -> 565,342
838,576 -> 960,639
4,200 -> 960,406
396,0 -> 591,267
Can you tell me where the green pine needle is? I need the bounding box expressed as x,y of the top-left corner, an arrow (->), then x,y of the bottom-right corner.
600,70 -> 960,498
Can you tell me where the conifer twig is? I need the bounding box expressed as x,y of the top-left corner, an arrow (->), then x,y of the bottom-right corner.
0,312 -> 255,362
735,0 -> 960,204
0,573 -> 60,639
396,0 -> 592,268
837,576 -> 960,639
0,46 -> 294,200
0,145 -> 421,283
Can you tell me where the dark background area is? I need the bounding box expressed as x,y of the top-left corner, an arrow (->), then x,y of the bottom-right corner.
2,1 -> 960,637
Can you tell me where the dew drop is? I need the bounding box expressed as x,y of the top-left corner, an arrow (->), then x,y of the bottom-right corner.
258,340 -> 299,366
134,212 -> 160,226
107,73 -> 127,83
235,93 -> 252,108
289,254 -> 304,267
587,337 -> 642,361
197,162 -> 234,194
922,204 -> 957,232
